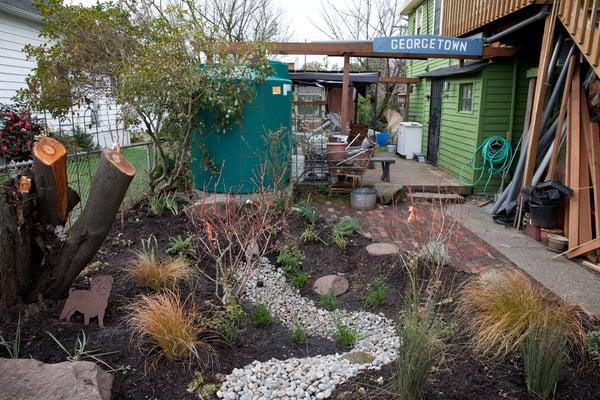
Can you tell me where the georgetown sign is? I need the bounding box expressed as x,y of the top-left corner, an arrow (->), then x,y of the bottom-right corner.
373,35 -> 484,57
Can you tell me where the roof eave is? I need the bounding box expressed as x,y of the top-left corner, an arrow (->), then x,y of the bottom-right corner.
400,0 -> 425,16
0,3 -> 41,22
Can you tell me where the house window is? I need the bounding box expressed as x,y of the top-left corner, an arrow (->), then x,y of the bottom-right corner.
415,5 -> 424,35
433,0 -> 442,35
459,83 -> 473,112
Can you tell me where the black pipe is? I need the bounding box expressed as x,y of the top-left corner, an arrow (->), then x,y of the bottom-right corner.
484,5 -> 550,44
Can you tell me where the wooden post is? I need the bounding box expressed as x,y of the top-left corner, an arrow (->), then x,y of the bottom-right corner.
340,53 -> 350,135
568,64 -> 582,249
522,3 -> 558,187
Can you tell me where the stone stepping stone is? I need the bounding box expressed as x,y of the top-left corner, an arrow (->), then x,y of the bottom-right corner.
366,242 -> 400,256
313,274 -> 349,296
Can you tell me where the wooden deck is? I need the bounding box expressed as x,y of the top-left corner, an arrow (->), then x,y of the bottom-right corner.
363,155 -> 471,195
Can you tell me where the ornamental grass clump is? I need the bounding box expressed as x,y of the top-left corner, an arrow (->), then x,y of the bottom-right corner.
127,291 -> 214,364
458,268 -> 586,361
523,325 -> 566,399
127,252 -> 195,291
394,305 -> 444,400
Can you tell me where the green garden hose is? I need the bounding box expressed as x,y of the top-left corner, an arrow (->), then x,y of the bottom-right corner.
460,136 -> 513,194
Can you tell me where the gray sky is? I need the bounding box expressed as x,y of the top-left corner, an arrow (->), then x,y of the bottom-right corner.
69,0 -> 342,68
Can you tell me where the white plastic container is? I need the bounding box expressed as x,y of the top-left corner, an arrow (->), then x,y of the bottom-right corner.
396,122 -> 423,158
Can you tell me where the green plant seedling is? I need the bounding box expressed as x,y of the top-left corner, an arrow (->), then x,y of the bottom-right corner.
0,315 -> 21,359
276,243 -> 304,273
301,224 -> 317,242
318,291 -> 338,311
364,276 -> 387,309
290,271 -> 309,288
587,330 -> 600,368
295,195 -> 319,223
291,319 -> 307,345
523,326 -> 566,400
167,235 -> 196,258
253,303 -> 273,327
334,317 -> 358,347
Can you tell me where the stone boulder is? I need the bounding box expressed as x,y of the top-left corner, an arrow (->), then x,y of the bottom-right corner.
0,358 -> 113,400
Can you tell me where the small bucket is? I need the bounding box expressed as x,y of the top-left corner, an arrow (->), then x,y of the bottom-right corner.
530,203 -> 560,229
351,187 -> 377,210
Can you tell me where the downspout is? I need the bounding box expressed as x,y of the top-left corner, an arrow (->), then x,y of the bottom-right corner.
484,5 -> 550,44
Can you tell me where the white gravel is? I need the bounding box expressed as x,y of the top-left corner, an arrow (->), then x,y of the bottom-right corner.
217,258 -> 398,400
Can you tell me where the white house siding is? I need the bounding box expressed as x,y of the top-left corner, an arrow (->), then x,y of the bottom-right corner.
0,9 -> 129,148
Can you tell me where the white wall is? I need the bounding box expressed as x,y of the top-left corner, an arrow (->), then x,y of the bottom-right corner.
0,9 -> 129,148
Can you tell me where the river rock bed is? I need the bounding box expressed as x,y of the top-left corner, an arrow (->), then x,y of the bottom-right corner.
217,258 -> 398,400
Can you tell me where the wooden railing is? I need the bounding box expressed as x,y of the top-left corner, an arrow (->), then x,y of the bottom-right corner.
559,0 -> 600,77
442,0 -> 552,37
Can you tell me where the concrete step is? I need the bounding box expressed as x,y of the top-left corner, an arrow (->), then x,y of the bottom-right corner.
408,192 -> 465,203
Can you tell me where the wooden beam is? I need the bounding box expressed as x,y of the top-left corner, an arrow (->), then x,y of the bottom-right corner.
522,3 -> 558,187
568,64 -> 582,249
378,77 -> 419,84
340,53 -> 350,135
581,90 -> 600,235
567,237 -> 600,258
227,42 -> 517,60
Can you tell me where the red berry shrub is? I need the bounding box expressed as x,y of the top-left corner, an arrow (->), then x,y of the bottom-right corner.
0,105 -> 43,162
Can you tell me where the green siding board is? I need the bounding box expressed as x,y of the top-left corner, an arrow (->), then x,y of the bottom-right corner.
405,1 -> 540,194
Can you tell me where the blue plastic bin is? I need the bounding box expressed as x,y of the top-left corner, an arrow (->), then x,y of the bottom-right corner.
376,131 -> 390,147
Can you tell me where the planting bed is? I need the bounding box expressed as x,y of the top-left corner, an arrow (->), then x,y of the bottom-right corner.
1,200 -> 599,399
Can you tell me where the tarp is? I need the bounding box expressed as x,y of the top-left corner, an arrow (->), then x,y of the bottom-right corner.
288,71 -> 379,96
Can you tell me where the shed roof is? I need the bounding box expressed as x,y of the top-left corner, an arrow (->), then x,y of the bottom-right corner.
0,0 -> 40,21
417,60 -> 493,78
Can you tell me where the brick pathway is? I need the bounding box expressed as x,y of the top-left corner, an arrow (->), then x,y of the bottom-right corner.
314,197 -> 512,274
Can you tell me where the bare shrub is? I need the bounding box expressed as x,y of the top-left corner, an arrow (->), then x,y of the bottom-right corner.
189,163 -> 290,304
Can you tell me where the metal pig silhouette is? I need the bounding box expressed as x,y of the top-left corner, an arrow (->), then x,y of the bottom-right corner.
59,275 -> 113,328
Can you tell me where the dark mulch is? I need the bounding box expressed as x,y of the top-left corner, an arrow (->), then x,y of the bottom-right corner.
1,202 -> 599,400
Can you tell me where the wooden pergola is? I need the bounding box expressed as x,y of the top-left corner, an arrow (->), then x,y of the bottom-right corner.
230,41 -> 517,133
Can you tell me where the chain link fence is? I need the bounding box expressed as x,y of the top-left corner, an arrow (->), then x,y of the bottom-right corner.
1,104 -> 153,224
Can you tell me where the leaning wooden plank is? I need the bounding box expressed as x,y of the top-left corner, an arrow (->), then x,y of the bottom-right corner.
567,237 -> 600,258
568,64 -> 582,249
523,3 -> 559,187
581,260 -> 600,273
547,55 -> 576,180
581,90 -> 600,235
578,120 -> 592,244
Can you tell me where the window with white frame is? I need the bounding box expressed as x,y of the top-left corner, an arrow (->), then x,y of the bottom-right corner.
459,83 -> 473,112
415,5 -> 424,35
433,0 -> 442,35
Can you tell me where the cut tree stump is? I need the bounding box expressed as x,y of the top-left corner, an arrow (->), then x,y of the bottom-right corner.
33,137 -> 69,226
0,147 -> 135,307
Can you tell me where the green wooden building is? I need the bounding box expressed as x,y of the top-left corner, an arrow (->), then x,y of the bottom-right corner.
401,0 -> 542,194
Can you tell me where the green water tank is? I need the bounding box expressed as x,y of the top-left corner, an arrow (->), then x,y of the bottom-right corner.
190,61 -> 292,193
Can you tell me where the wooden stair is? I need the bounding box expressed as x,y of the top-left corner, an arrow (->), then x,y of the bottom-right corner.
558,0 -> 600,78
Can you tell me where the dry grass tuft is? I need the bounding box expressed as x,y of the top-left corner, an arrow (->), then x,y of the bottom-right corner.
458,268 -> 586,360
127,252 -> 195,291
126,291 -> 215,365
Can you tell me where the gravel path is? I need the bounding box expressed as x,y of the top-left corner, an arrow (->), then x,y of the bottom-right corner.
217,259 -> 398,400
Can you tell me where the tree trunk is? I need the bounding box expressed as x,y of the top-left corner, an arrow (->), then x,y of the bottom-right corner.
32,137 -> 69,226
0,145 -> 135,307
38,150 -> 135,298
0,184 -> 36,307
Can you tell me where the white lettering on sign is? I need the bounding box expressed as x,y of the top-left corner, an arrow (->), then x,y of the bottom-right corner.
391,37 -> 472,53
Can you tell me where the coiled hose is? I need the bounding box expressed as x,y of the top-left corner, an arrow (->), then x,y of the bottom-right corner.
460,136 -> 513,194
